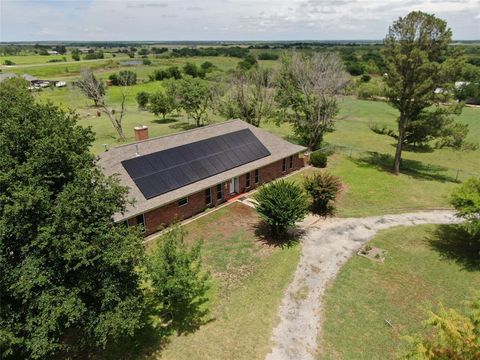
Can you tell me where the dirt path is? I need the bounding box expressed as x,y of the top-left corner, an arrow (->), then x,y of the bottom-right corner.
265,210 -> 461,360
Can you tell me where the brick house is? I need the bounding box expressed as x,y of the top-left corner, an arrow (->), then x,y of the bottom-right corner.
98,120 -> 306,236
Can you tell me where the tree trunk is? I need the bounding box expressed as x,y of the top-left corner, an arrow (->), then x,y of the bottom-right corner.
393,116 -> 406,174
115,125 -> 126,142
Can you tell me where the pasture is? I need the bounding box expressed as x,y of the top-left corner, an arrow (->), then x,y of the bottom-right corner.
320,224 -> 480,359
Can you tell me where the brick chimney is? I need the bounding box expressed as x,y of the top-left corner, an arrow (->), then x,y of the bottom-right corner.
134,125 -> 149,141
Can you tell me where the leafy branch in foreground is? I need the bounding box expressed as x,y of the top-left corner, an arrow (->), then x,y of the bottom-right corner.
403,296 -> 480,359
143,224 -> 211,334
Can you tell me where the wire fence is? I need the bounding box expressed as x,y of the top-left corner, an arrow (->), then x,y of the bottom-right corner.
318,143 -> 480,183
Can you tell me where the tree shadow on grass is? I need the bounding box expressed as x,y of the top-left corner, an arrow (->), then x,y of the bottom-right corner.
101,314 -> 216,360
253,221 -> 303,248
153,117 -> 177,125
351,151 -> 459,183
100,325 -> 171,360
402,143 -> 435,153
428,224 -> 480,272
168,121 -> 197,131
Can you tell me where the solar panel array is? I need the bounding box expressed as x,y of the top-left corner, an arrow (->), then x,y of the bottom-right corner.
121,129 -> 271,199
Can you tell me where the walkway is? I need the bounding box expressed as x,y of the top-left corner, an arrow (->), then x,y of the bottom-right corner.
266,210 -> 461,360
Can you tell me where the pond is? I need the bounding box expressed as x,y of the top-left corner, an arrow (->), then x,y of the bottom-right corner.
120,60 -> 143,66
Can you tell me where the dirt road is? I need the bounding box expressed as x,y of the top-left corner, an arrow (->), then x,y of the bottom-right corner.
266,210 -> 461,360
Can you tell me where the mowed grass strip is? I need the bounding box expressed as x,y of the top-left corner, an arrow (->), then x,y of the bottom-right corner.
320,224 -> 480,360
140,202 -> 300,360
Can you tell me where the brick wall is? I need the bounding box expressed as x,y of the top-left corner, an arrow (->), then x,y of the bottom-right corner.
131,153 -> 304,235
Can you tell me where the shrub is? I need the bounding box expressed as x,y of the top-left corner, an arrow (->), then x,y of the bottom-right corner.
84,51 -> 104,60
148,91 -> 176,119
254,180 -> 310,236
144,224 -> 210,332
200,61 -> 215,72
357,81 -> 385,99
183,62 -> 200,77
142,59 -> 152,65
310,151 -> 328,168
304,172 -> 341,215
3,59 -> 15,65
360,74 -> 371,82
404,297 -> 480,359
258,52 -> 279,60
136,91 -> 149,109
451,177 -> 480,238
109,70 -> 137,86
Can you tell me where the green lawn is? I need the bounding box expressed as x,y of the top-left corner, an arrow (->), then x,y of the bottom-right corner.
329,98 -> 480,175
285,154 -> 455,218
320,224 -> 480,359
119,202 -> 300,360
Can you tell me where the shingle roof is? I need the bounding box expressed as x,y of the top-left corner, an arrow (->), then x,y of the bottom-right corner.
20,74 -> 38,82
97,119 -> 306,221
0,73 -> 18,82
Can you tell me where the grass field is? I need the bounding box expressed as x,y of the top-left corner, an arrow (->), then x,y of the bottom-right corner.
288,155 -> 455,218
111,202 -> 300,360
320,224 -> 480,359
33,77 -> 478,212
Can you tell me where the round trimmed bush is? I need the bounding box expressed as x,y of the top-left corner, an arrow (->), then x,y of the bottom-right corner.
310,151 -> 327,168
254,179 -> 310,237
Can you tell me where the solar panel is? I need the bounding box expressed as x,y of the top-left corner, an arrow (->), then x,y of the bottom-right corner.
122,129 -> 271,199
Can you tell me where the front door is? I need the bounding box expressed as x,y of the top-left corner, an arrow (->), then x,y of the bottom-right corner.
229,177 -> 239,194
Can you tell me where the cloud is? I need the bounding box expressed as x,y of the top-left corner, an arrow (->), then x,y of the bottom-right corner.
1,0 -> 479,41
126,1 -> 169,8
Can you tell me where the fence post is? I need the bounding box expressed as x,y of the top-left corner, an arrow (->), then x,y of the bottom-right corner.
349,148 -> 353,158
455,169 -> 460,181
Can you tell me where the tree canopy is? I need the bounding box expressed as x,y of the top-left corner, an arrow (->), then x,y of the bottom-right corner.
0,79 -> 146,358
276,52 -> 349,150
382,11 -> 466,173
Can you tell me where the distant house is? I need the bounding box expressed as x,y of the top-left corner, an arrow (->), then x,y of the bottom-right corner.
0,73 -> 62,89
47,50 -> 59,55
98,120 -> 307,235
20,74 -> 40,83
0,73 -> 18,83
78,48 -> 92,54
455,81 -> 470,89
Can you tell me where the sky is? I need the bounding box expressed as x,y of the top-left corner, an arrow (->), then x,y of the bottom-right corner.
1,0 -> 479,42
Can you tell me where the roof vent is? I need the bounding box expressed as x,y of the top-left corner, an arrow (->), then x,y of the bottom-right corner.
135,144 -> 140,157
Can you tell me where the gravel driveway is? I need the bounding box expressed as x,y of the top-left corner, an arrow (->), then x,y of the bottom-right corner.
265,210 -> 461,360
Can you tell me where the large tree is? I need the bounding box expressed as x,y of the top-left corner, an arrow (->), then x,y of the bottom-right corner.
276,52 -> 349,150
382,11 -> 464,173
221,67 -> 275,127
75,69 -> 128,141
148,91 -> 176,120
175,78 -> 214,127
0,79 -> 146,358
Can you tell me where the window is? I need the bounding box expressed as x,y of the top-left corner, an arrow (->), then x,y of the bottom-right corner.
246,172 -> 251,188
178,197 -> 188,207
282,158 -> 287,172
205,188 -> 212,206
136,214 -> 145,231
255,169 -> 260,184
216,183 -> 223,201
289,155 -> 294,169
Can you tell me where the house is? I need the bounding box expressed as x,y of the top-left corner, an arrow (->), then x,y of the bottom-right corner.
78,48 -> 92,54
47,50 -> 59,55
97,120 -> 307,235
0,73 -> 18,83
